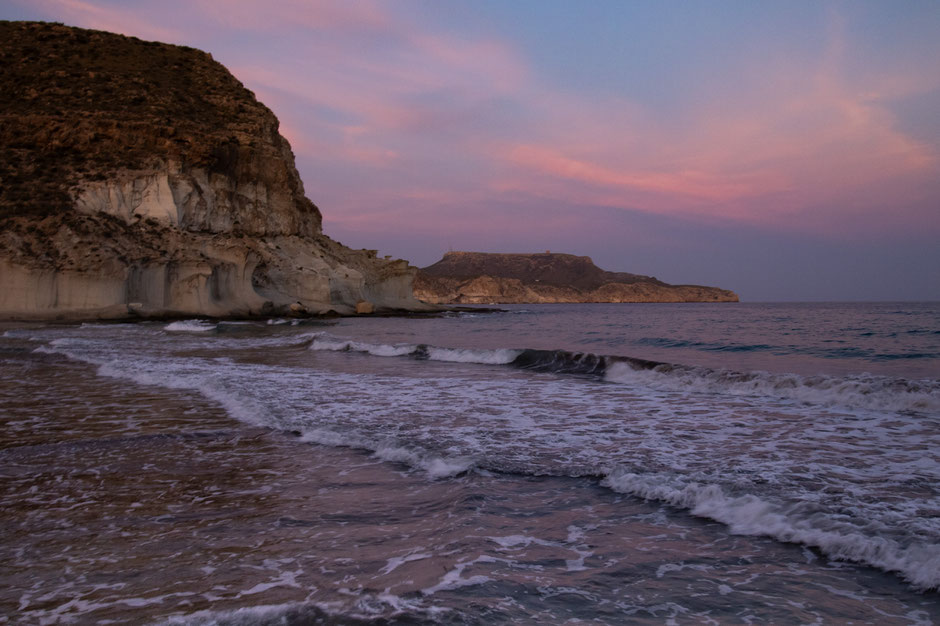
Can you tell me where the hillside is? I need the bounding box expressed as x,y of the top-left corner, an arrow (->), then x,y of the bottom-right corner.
0,21 -> 429,318
414,252 -> 738,303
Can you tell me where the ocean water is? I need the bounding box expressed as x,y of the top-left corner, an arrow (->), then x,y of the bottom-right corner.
1,302 -> 938,624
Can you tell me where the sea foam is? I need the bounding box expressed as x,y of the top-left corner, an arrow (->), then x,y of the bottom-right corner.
605,361 -> 940,413
308,333 -> 520,364
164,320 -> 217,332
601,468 -> 940,590
307,331 -> 940,413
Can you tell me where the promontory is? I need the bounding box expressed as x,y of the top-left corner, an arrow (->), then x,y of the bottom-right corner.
414,252 -> 739,303
0,21 -> 431,320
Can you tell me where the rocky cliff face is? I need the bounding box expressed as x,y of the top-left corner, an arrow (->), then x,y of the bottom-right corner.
414,252 -> 739,303
0,21 -> 430,319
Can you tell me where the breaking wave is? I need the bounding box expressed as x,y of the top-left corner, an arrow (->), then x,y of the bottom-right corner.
306,333 -> 940,413
310,335 -> 416,357
308,333 -> 520,365
604,361 -> 940,413
164,320 -> 217,332
600,468 -> 940,591
36,337 -> 478,482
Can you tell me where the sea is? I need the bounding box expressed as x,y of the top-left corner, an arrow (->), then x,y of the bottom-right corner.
1,302 -> 938,625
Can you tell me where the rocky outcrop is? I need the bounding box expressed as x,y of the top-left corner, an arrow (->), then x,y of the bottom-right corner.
0,21 -> 431,319
414,252 -> 738,304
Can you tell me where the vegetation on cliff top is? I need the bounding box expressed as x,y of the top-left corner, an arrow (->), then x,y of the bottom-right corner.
421,251 -> 666,290
0,21 -> 317,224
415,252 -> 739,303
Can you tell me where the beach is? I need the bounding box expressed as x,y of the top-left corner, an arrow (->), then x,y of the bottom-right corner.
1,302 -> 938,624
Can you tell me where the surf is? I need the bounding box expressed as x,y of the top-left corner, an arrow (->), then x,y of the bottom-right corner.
302,332 -> 940,414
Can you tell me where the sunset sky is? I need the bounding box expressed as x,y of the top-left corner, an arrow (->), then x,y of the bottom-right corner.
5,1 -> 939,301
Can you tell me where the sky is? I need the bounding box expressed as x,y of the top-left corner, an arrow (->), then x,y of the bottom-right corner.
4,0 -> 940,301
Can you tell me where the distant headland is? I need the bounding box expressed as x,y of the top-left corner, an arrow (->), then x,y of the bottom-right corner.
414,252 -> 739,303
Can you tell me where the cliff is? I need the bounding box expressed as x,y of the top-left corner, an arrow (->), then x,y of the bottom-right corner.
0,21 -> 431,319
414,252 -> 739,303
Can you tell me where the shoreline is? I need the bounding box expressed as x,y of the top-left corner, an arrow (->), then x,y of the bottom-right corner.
0,304 -> 505,327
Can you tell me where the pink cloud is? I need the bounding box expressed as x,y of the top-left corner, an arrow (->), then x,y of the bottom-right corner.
190,0 -> 393,36
483,35 -> 938,232
16,1 -> 938,241
504,144 -> 767,202
21,0 -> 183,42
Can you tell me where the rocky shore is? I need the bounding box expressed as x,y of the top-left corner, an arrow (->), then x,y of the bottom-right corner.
0,22 -> 431,320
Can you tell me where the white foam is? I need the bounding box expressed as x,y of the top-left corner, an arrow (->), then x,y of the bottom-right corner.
290,426 -> 475,480
164,320 -> 217,332
426,346 -> 521,365
307,332 -> 520,364
423,457 -> 475,478
310,336 -> 416,357
380,552 -> 433,575
35,337 -> 270,428
236,569 -> 301,597
488,535 -> 537,548
605,361 -> 940,414
371,443 -> 475,479
656,562 -> 713,579
93,359 -> 269,427
422,560 -> 493,596
3,328 -> 46,340
602,469 -> 940,590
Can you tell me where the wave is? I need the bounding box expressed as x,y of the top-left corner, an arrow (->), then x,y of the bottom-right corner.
166,319 -> 330,333
295,427 -> 475,480
309,333 -> 520,365
266,318 -> 332,327
38,337 -> 477,481
311,335 -> 416,357
605,361 -> 940,413
419,345 -> 520,365
510,348 -> 661,376
308,333 -> 651,371
35,339 -> 272,429
164,320 -> 217,332
306,333 -> 940,413
600,468 -> 940,591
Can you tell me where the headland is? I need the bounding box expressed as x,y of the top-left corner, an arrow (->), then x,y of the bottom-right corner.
414,251 -> 738,303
